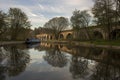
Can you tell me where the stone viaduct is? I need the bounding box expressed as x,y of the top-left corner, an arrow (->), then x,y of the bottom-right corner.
36,26 -> 120,40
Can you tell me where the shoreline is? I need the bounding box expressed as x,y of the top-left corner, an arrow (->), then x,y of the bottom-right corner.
0,41 -> 25,46
1,41 -> 120,49
72,41 -> 120,50
42,41 -> 120,50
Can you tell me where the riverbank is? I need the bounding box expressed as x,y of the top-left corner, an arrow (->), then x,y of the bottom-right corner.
72,41 -> 120,49
0,41 -> 25,46
1,40 -> 120,49
41,40 -> 120,49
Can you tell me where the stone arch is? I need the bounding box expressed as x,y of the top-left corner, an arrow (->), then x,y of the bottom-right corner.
50,36 -> 53,40
66,33 -> 73,40
59,45 -> 63,48
59,34 -> 64,39
47,35 -> 49,40
110,29 -> 120,40
93,31 -> 103,39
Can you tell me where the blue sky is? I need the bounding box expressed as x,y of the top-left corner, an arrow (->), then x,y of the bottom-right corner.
0,0 -> 94,29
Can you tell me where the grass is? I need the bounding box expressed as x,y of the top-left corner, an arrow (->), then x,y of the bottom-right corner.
1,39 -> 120,46
76,39 -> 120,46
93,40 -> 120,46
43,39 -> 120,46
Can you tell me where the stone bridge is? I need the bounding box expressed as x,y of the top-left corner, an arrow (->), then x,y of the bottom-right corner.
36,29 -> 73,40
36,26 -> 120,40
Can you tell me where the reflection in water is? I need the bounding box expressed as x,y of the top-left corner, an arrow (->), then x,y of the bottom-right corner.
0,43 -> 120,80
8,46 -> 30,76
70,55 -> 88,79
89,49 -> 120,80
26,43 -> 40,48
44,45 -> 68,68
0,45 -> 30,80
91,63 -> 120,80
38,43 -> 120,80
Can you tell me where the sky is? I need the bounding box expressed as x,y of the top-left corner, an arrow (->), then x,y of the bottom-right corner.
0,0 -> 94,29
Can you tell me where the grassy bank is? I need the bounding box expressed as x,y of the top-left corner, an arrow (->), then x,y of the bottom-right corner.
41,40 -> 120,49
42,40 -> 120,46
85,40 -> 120,46
94,41 -> 120,46
0,41 -> 25,46
1,40 -> 120,49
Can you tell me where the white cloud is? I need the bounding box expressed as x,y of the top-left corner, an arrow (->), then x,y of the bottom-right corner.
0,1 -> 48,28
64,0 -> 82,6
11,5 -> 38,17
38,4 -> 44,10
29,15 -> 49,27
0,0 -> 94,29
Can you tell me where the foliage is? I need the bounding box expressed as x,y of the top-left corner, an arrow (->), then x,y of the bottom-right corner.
70,10 -> 91,30
0,11 -> 7,38
92,0 -> 118,40
70,9 -> 91,40
114,0 -> 120,17
8,8 -> 31,40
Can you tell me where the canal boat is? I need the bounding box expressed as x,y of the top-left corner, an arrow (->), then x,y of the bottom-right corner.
25,38 -> 40,44
27,43 -> 40,48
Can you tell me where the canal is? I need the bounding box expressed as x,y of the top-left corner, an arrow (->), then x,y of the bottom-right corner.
0,43 -> 120,80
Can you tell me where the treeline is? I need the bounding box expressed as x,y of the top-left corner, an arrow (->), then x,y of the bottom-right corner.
92,0 -> 120,40
36,0 -> 120,40
0,8 -> 32,41
1,0 -> 119,41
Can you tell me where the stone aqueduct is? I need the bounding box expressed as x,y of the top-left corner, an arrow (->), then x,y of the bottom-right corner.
36,26 -> 120,40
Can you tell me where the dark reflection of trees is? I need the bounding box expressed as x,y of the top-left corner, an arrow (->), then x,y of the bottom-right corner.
89,48 -> 103,56
70,55 -> 88,79
90,63 -> 120,80
90,49 -> 120,80
108,50 -> 120,61
0,66 -> 6,80
44,45 -> 67,68
0,47 -> 7,80
0,45 -> 30,80
8,46 -> 30,76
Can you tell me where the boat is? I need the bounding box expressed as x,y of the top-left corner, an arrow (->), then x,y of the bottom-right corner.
25,38 -> 40,44
26,43 -> 40,48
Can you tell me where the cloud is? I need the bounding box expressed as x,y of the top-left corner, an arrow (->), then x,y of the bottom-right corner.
0,0 -> 94,29
0,0 -> 48,28
37,4 -> 66,14
38,4 -> 44,10
11,5 -> 38,17
63,0 -> 83,6
29,14 -> 49,28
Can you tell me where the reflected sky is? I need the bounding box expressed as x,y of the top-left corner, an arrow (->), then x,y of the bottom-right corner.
0,43 -> 120,80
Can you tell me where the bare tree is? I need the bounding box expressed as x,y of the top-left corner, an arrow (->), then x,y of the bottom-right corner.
44,17 -> 69,40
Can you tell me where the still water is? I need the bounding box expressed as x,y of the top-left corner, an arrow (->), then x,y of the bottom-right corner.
0,43 -> 120,80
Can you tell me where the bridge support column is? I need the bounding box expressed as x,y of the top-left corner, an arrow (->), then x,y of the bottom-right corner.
103,32 -> 109,40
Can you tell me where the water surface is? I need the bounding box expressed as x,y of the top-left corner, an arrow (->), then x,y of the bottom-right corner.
0,43 -> 120,80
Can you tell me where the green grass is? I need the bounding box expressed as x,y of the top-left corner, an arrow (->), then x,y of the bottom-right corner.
42,39 -> 120,46
93,40 -> 120,46
77,39 -> 120,46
